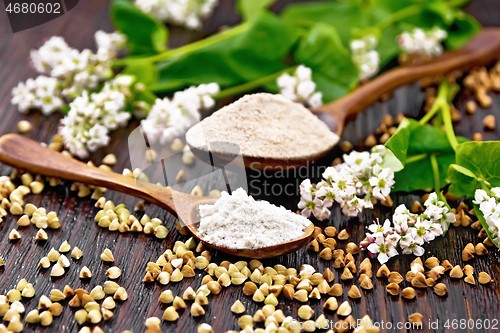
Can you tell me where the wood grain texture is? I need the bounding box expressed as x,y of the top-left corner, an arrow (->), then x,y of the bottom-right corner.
0,1 -> 499,333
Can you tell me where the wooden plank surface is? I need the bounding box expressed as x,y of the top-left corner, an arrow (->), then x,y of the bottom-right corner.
0,1 -> 500,332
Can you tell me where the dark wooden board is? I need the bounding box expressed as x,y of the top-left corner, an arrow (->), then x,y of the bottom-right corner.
0,1 -> 499,332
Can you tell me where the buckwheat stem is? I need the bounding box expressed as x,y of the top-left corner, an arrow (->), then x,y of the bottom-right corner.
113,22 -> 250,67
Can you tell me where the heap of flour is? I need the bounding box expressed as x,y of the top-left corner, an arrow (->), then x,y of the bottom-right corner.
198,188 -> 311,249
186,93 -> 339,159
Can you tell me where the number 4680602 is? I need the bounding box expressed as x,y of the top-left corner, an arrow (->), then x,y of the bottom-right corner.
6,2 -> 61,14
444,319 -> 499,330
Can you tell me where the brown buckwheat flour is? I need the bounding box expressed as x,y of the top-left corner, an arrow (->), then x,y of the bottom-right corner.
186,93 -> 339,159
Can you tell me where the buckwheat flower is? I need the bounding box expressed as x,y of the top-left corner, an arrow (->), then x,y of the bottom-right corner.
359,239 -> 371,252
336,184 -> 357,206
370,144 -> 388,158
413,218 -> 436,243
298,197 -> 324,219
362,192 -> 454,263
423,192 -> 440,207
367,219 -> 392,238
297,200 -> 313,218
422,204 -> 443,221
94,30 -> 127,60
367,236 -> 398,264
134,0 -> 170,21
135,0 -> 218,30
362,197 -> 374,210
386,232 -> 401,247
400,238 -> 425,256
298,180 -> 335,220
299,179 -> 314,198
87,124 -> 111,152
343,150 -> 372,178
277,73 -> 297,100
393,218 -> 408,234
172,0 -> 219,29
30,36 -> 73,76
351,35 -> 379,81
314,205 -> 331,220
426,222 -> 444,239
141,83 -> 219,144
59,76 -> 133,158
314,186 -> 334,209
398,26 -> 447,57
479,198 -> 499,219
299,146 -> 395,220
341,196 -> 365,217
277,65 -> 323,108
473,189 -> 490,204
491,187 -> 500,198
394,203 -> 410,216
474,187 -> 500,242
11,76 -> 64,114
369,165 -> 395,200
12,34 -> 121,116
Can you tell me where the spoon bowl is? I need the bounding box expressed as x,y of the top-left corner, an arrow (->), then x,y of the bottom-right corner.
0,134 -> 314,259
187,27 -> 500,171
189,144 -> 332,170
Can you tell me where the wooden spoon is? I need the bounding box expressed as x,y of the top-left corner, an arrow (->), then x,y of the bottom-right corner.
188,27 -> 500,170
0,133 -> 314,259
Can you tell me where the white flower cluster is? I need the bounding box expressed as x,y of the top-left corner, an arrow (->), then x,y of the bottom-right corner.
298,146 -> 395,220
11,31 -> 126,114
361,193 -> 455,264
397,26 -> 448,56
59,75 -> 134,158
141,83 -> 219,144
277,65 -> 323,108
11,76 -> 64,115
350,35 -> 380,81
94,30 -> 128,60
473,188 -> 500,245
134,0 -> 218,30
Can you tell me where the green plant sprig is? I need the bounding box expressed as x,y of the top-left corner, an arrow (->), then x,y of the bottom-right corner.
109,0 -> 481,102
384,79 -> 500,247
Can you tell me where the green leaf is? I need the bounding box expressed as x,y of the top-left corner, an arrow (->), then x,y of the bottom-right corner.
294,23 -> 359,102
282,1 -> 371,46
444,12 -> 482,49
474,204 -> 500,248
385,118 -> 419,165
392,153 -> 455,192
425,2 -> 455,25
371,0 -> 418,13
447,0 -> 473,7
447,142 -> 500,197
380,149 -> 404,172
237,0 -> 276,21
311,74 -> 351,103
121,63 -> 159,88
448,164 -> 480,197
384,117 -> 468,193
376,24 -> 404,67
154,13 -> 299,92
111,0 -> 168,55
386,118 -> 468,160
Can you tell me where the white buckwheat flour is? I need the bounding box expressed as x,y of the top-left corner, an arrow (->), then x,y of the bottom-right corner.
198,188 -> 311,249
186,93 -> 339,159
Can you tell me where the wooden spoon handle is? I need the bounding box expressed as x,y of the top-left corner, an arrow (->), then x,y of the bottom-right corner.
317,27 -> 500,120
0,133 -> 176,213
